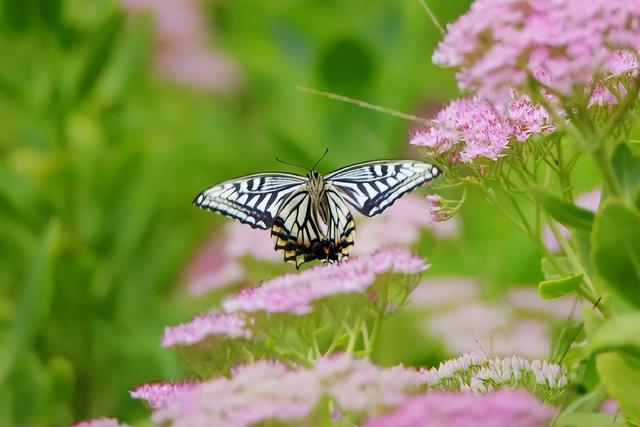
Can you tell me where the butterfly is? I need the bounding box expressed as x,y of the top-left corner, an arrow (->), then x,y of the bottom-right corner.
194,160 -> 442,268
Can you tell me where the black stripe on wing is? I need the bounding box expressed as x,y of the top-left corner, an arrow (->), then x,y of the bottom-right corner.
194,173 -> 307,229
325,160 -> 442,217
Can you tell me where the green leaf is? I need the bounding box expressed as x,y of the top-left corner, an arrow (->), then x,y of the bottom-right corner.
555,412 -> 623,427
597,352 -> 640,424
612,143 -> 640,205
74,12 -> 124,103
0,219 -> 60,388
588,312 -> 640,356
541,256 -> 575,280
539,273 -> 582,299
532,186 -> 595,231
592,199 -> 640,308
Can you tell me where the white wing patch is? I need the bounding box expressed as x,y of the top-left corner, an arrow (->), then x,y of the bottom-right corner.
194,173 -> 307,229
325,160 -> 441,217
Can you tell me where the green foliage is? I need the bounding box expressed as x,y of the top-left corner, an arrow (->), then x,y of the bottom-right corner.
592,199 -> 640,308
531,186 -> 595,231
596,353 -> 640,425
538,273 -> 582,299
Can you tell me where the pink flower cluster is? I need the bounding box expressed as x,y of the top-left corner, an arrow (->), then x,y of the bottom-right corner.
433,0 -> 640,101
161,312 -> 252,348
73,418 -> 130,427
131,381 -> 199,408
147,355 -> 421,427
411,96 -> 553,163
362,390 -> 554,427
222,248 -> 428,315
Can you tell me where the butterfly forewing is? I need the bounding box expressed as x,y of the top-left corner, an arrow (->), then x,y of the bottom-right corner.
325,160 -> 441,217
193,173 -> 307,229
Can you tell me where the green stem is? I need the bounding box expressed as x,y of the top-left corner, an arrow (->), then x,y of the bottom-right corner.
346,317 -> 362,355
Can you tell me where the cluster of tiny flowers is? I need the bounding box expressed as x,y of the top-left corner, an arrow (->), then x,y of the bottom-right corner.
362,389 -> 553,427
433,0 -> 640,101
410,96 -> 552,163
131,381 -> 200,408
73,418 -> 130,427
419,352 -> 567,395
161,312 -> 252,348
222,248 -> 427,315
146,355 -> 421,427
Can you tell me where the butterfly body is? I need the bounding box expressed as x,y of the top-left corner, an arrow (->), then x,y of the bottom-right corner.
194,160 -> 441,268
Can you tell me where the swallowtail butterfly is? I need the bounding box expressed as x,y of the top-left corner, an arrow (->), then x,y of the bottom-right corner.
194,160 -> 442,268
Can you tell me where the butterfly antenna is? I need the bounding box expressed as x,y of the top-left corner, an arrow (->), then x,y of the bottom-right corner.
312,148 -> 329,171
275,157 -> 308,172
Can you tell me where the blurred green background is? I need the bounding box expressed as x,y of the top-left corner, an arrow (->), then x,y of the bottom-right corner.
0,0 -> 584,425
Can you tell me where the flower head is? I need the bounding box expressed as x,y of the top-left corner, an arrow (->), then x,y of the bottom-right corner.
73,418 -> 130,427
433,0 -> 640,101
419,352 -> 567,396
411,96 -> 552,163
223,249 -> 427,315
131,381 -> 199,408
161,312 -> 252,348
151,355 -> 420,427
362,389 -> 554,427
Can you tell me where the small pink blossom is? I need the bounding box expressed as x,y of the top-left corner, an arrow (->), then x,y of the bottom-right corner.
73,418 -> 130,427
362,390 -> 554,427
161,312 -> 252,348
131,381 -> 199,408
223,249 -> 428,315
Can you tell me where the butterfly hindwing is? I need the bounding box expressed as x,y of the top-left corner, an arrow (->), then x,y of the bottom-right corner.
324,186 -> 355,260
271,189 -> 332,268
325,160 -> 441,217
193,173 -> 307,230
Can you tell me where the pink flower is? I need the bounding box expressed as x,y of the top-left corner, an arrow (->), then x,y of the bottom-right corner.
411,96 -> 552,163
315,355 -> 422,413
362,390 -> 554,427
131,381 -> 199,408
73,418 -> 130,427
223,249 -> 428,315
543,189 -> 601,252
433,0 -> 640,101
151,355 -> 420,427
161,312 -> 252,348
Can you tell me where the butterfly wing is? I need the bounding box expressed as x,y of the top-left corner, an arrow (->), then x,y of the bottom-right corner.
271,188 -> 327,268
194,173 -> 307,229
324,186 -> 355,260
325,160 -> 442,217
